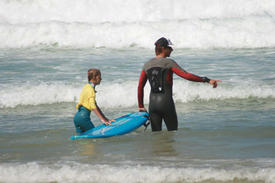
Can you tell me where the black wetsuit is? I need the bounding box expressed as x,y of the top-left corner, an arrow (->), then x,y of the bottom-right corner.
138,57 -> 209,131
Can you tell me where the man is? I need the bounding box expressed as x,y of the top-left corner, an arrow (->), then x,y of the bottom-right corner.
137,37 -> 220,131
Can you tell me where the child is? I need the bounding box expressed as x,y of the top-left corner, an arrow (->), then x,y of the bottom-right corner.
74,68 -> 113,133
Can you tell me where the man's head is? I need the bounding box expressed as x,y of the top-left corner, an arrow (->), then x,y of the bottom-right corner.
88,68 -> 101,85
154,37 -> 173,57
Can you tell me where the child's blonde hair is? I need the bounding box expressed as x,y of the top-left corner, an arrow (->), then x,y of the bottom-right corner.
88,68 -> 101,82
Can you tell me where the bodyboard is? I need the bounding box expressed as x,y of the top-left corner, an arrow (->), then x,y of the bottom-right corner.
71,112 -> 149,139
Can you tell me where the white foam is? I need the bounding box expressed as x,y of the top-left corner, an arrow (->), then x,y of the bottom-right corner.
172,81 -> 275,103
0,81 -> 274,109
0,0 -> 275,48
0,162 -> 275,183
1,0 -> 274,24
0,82 -> 80,108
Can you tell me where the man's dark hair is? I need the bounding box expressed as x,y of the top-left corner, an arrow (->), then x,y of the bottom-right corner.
155,46 -> 163,55
154,37 -> 172,55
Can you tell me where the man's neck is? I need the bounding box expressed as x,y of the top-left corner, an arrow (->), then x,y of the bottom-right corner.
156,54 -> 166,58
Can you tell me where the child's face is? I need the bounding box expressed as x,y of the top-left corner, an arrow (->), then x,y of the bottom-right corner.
94,74 -> 102,85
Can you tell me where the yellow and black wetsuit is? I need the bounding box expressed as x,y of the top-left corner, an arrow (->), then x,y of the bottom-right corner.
73,82 -> 97,133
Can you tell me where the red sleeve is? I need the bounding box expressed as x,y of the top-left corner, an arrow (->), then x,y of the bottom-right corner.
137,70 -> 147,108
171,67 -> 204,82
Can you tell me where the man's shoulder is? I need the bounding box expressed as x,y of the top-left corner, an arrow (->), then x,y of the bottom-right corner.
163,58 -> 180,67
144,58 -> 157,64
143,57 -> 178,70
159,58 -> 179,68
163,58 -> 177,63
144,57 -> 176,64
143,58 -> 156,68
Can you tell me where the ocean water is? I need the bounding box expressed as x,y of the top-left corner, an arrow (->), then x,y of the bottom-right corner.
1,0 -> 275,183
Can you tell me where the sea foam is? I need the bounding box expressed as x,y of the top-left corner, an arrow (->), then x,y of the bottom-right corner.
0,162 -> 275,183
0,0 -> 275,49
0,81 -> 274,109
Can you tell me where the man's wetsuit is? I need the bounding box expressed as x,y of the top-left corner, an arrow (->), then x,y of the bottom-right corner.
138,58 -> 210,131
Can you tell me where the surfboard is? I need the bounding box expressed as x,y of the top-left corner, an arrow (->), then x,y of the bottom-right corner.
71,112 -> 149,139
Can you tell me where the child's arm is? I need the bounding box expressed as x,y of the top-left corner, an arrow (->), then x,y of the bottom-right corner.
92,104 -> 113,125
95,103 -> 108,120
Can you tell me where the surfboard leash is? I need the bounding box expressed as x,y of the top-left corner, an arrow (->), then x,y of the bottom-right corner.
143,115 -> 151,131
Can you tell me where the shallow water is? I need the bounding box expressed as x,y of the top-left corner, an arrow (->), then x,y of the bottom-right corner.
0,47 -> 275,183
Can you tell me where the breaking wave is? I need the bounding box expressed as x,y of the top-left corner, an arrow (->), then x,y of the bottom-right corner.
0,81 -> 274,108
0,0 -> 275,49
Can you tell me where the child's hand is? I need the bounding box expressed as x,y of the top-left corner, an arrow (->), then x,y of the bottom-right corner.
104,119 -> 115,125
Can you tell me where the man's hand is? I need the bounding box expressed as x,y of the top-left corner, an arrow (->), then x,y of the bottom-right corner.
209,80 -> 221,88
139,107 -> 147,112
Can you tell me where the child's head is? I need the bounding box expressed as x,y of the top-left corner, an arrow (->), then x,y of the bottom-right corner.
88,68 -> 101,85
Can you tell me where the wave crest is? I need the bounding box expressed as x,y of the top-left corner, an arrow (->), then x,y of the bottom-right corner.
0,81 -> 274,109
0,0 -> 275,48
0,162 -> 274,183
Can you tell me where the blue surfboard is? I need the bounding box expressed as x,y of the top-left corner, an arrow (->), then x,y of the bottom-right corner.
71,112 -> 149,139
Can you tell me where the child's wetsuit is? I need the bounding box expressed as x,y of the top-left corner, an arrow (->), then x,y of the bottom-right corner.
74,83 -> 96,133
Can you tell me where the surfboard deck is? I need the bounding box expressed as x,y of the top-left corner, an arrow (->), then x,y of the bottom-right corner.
71,112 -> 149,139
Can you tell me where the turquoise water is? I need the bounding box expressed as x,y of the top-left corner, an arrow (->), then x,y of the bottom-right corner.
1,0 -> 275,182
0,47 -> 275,183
